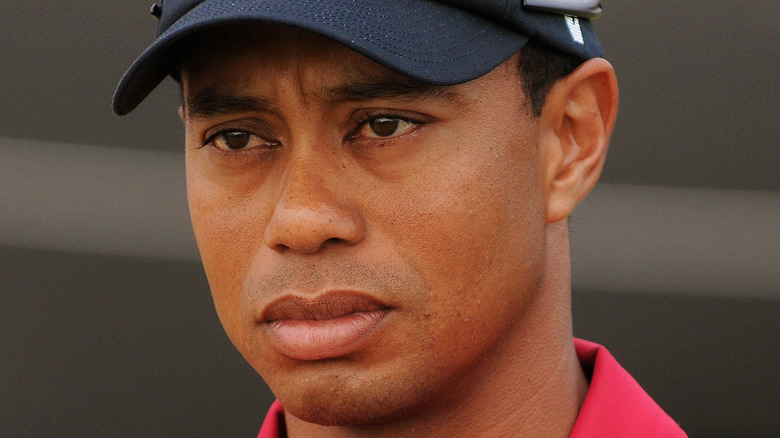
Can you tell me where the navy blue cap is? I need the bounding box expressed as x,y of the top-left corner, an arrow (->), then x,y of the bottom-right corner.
113,0 -> 604,115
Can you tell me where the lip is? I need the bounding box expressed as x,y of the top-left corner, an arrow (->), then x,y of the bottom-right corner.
259,292 -> 391,361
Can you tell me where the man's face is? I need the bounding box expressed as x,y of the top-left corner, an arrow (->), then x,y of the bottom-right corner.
182,26 -> 550,425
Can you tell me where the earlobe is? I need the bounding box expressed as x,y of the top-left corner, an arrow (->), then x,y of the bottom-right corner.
540,58 -> 619,224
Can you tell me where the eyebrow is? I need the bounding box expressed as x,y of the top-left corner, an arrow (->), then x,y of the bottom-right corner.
184,86 -> 273,118
320,77 -> 455,103
184,73 -> 457,119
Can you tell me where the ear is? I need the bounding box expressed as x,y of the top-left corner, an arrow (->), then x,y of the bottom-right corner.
538,58 -> 619,224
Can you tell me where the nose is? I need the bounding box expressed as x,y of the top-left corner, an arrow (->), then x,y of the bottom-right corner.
263,154 -> 366,254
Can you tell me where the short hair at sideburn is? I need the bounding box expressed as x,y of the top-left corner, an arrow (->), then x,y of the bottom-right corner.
517,40 -> 585,117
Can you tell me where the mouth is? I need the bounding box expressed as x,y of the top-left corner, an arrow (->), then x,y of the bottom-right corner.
259,292 -> 391,361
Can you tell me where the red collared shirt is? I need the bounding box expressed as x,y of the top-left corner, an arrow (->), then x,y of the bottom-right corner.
570,339 -> 686,437
257,339 -> 686,437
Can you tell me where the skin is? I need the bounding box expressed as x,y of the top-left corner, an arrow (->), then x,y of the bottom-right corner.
180,25 -> 618,438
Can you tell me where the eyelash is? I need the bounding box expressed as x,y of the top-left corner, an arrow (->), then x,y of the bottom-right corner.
202,129 -> 243,148
349,112 -> 424,140
199,111 -> 426,152
201,128 -> 277,152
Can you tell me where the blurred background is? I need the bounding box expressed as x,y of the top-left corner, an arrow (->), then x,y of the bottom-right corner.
1,1 -> 778,436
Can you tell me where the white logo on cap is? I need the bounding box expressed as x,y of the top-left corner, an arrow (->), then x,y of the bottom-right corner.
564,15 -> 585,45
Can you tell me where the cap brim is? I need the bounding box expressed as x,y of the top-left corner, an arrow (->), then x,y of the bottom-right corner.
112,0 -> 528,115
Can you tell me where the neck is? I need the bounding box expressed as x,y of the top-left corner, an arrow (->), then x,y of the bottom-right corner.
285,220 -> 587,437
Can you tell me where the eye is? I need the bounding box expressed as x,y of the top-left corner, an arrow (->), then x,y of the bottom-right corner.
205,130 -> 278,152
359,116 -> 418,139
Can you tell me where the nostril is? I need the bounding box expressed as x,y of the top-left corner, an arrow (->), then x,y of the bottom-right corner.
322,236 -> 349,248
263,205 -> 366,254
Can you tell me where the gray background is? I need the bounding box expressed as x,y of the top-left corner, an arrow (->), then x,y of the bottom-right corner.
1,1 -> 778,436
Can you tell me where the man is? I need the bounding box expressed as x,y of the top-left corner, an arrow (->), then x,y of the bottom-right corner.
114,1 -> 686,436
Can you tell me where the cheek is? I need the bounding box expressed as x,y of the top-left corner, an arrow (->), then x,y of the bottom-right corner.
372,128 -> 547,350
186,157 -> 265,346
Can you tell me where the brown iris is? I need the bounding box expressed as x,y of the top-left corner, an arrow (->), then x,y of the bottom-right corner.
222,131 -> 252,149
368,117 -> 401,137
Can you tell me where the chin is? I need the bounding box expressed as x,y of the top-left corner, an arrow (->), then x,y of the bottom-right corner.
277,372 -> 434,427
286,399 -> 418,428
